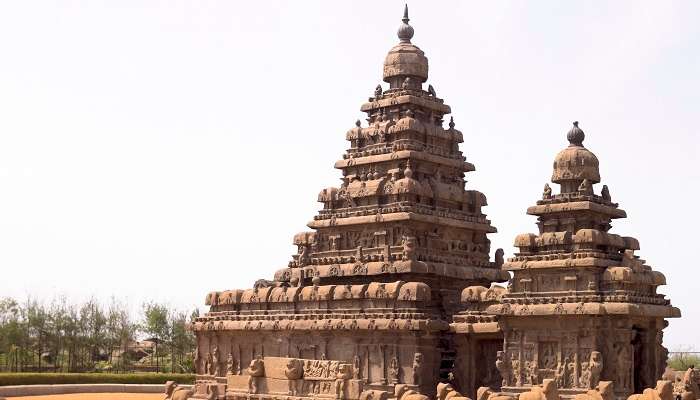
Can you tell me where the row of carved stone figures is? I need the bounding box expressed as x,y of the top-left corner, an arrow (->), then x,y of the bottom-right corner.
163,378 -> 698,400
495,351 -> 603,390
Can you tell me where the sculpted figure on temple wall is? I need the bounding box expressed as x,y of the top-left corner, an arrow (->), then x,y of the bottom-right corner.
285,358 -> 304,396
335,364 -> 353,399
428,84 -> 436,97
525,360 -> 538,385
555,357 -> 566,389
194,347 -> 201,374
211,345 -> 222,376
412,353 -> 423,385
617,345 -> 633,390
495,248 -> 504,268
375,85 -> 383,98
402,236 -> 416,261
205,351 -> 214,376
353,354 -> 361,379
601,185 -> 611,202
511,353 -> 522,386
587,351 -> 603,389
247,357 -> 265,394
496,351 -> 509,386
578,179 -> 593,195
389,355 -> 400,384
543,183 -> 552,200
226,351 -> 238,375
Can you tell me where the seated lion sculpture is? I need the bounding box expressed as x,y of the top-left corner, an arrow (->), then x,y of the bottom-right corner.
247,358 -> 265,394
164,381 -> 194,400
285,358 -> 304,395
627,380 -> 674,400
437,382 -> 471,400
395,384 -> 430,400
518,379 -> 560,400
360,390 -> 389,400
476,387 -> 516,400
574,381 -> 614,400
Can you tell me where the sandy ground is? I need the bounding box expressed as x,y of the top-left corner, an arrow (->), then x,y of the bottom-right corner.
6,394 -> 164,400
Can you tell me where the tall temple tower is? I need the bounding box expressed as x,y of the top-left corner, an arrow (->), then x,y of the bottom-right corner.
191,7 -> 508,399
452,122 -> 679,399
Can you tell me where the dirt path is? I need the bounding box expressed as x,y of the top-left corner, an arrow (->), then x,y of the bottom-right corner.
6,394 -> 164,400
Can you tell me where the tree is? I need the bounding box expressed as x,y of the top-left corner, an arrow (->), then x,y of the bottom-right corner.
141,302 -> 170,372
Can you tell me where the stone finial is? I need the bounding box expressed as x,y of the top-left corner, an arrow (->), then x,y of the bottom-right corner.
397,4 -> 414,43
567,121 -> 585,146
449,116 -> 455,129
428,84 -> 436,96
355,119 -> 361,128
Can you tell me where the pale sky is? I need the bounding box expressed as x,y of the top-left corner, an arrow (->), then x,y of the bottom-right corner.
0,1 -> 698,349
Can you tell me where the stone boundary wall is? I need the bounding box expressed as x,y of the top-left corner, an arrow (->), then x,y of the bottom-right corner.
0,383 -> 191,397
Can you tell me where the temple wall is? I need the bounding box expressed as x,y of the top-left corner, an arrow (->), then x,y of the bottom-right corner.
195,329 -> 443,396
493,316 -> 668,398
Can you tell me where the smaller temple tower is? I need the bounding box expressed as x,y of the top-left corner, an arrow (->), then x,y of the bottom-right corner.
451,122 -> 679,399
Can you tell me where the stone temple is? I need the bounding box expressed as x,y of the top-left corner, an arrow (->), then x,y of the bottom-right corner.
185,7 -> 679,400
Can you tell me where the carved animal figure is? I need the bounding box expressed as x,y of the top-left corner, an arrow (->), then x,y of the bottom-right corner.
682,368 -> 699,400
360,390 -> 389,400
574,381 -> 614,400
476,387 -> 516,400
285,358 -> 304,395
375,84 -> 383,98
253,279 -> 281,289
437,382 -> 471,400
495,248 -> 504,267
543,183 -> 552,199
627,381 -> 674,400
247,358 -> 265,394
395,384 -> 430,400
164,381 -> 194,400
518,379 -> 560,400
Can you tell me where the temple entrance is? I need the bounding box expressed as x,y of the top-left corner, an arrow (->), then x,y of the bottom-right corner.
632,328 -> 645,394
474,339 -> 503,390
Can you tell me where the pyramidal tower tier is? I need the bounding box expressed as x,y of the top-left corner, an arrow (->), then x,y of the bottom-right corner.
192,7 -> 508,399
281,6 -> 508,293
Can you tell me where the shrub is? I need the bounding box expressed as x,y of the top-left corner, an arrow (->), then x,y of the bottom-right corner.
667,353 -> 700,371
0,372 -> 195,386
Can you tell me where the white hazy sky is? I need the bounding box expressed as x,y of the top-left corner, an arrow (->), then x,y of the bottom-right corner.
0,1 -> 698,349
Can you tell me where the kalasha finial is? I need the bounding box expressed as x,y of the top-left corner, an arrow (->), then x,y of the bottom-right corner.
355,119 -> 361,127
397,4 -> 414,43
567,120 -> 585,146
449,116 -> 455,129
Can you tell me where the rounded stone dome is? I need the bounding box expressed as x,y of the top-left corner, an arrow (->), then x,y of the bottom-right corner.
551,122 -> 601,185
383,5 -> 428,85
383,43 -> 428,83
